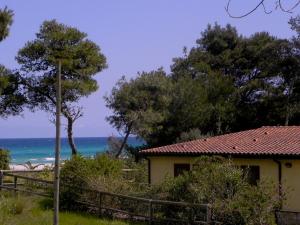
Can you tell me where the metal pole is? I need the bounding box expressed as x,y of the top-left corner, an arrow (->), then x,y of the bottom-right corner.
53,60 -> 62,225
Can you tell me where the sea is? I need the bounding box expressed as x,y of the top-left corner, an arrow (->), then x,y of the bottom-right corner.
0,137 -> 143,165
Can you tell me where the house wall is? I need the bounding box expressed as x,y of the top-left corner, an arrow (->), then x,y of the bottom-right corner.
148,156 -> 300,212
149,156 -> 195,184
281,160 -> 300,212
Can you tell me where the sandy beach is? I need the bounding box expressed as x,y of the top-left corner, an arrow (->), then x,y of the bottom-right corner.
9,163 -> 53,171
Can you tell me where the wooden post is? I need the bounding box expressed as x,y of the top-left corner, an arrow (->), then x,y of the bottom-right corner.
206,204 -> 212,225
0,171 -> 3,190
189,206 -> 194,225
148,199 -> 153,225
98,192 -> 102,217
14,176 -> 17,195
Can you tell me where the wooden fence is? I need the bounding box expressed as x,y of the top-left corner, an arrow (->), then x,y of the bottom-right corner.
0,170 -> 217,225
276,210 -> 300,225
0,170 -> 52,197
78,189 -> 213,224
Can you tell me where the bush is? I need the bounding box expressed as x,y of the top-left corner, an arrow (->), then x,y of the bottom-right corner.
150,156 -> 281,225
0,149 -> 10,170
60,154 -> 124,210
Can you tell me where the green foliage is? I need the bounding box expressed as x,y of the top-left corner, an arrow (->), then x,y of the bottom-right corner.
150,156 -> 281,225
107,22 -> 300,147
17,20 -> 107,106
0,149 -> 10,170
0,6 -> 13,42
0,66 -> 26,118
0,8 -> 26,119
123,159 -> 148,185
171,23 -> 300,131
17,20 -> 107,154
225,181 -> 279,225
105,69 -> 173,147
60,154 -> 123,209
105,136 -> 123,157
59,154 -> 150,214
158,76 -> 209,145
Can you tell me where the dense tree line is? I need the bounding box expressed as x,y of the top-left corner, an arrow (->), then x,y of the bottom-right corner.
106,17 -> 300,152
2,4 -> 300,156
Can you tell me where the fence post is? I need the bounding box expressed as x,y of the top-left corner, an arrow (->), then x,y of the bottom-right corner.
98,192 -> 102,217
206,204 -> 212,225
14,176 -> 18,195
189,205 -> 195,225
0,171 -> 3,191
148,199 -> 153,225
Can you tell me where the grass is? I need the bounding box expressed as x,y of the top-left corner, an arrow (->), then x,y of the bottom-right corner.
0,194 -> 141,225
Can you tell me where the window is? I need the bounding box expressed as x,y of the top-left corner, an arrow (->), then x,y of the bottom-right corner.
174,164 -> 190,177
241,165 -> 260,185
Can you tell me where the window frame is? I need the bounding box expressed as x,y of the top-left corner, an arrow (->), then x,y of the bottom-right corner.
174,163 -> 191,177
240,165 -> 260,185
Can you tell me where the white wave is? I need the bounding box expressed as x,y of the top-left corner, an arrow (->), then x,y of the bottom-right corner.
44,157 -> 55,161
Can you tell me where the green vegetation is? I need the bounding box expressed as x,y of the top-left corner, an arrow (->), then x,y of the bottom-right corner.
106,18 -> 300,148
17,20 -> 107,155
60,154 -> 123,209
1,4 -> 299,224
57,155 -> 280,225
0,7 -> 26,119
150,156 -> 281,225
0,7 -> 13,42
0,194 -> 138,225
0,149 -> 10,170
105,69 -> 173,153
59,154 -> 147,210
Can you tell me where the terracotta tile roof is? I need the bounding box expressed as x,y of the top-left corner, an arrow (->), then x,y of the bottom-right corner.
140,126 -> 300,156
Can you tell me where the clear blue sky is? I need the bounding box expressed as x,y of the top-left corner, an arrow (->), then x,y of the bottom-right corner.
0,0 -> 298,138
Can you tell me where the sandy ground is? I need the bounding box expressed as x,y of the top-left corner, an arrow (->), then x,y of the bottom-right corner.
9,163 -> 53,171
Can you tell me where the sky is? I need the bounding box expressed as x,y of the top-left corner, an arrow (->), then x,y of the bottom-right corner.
0,0 -> 298,138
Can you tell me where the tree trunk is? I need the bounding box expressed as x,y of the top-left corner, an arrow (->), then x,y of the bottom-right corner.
216,114 -> 222,135
67,117 -> 78,155
285,104 -> 290,126
285,82 -> 294,126
115,123 -> 133,159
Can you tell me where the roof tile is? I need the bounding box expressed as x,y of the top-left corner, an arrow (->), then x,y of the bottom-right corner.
140,126 -> 300,156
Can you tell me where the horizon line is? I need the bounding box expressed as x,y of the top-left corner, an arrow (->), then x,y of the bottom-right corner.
0,136 -> 139,140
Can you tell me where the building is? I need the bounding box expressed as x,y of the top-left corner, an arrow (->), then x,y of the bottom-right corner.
140,126 -> 300,212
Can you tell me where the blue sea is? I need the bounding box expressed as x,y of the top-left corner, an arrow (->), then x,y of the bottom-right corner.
0,137 -> 143,164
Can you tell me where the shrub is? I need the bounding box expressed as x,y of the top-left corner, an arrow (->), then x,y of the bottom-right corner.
123,159 -> 148,185
150,156 -> 281,225
0,148 -> 10,170
59,154 -> 124,210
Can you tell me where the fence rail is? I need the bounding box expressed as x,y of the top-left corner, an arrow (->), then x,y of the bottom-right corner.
0,170 -> 52,197
0,170 -> 216,224
77,188 -> 212,224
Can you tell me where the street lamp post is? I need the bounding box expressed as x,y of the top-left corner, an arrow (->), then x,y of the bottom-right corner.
53,60 -> 62,225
